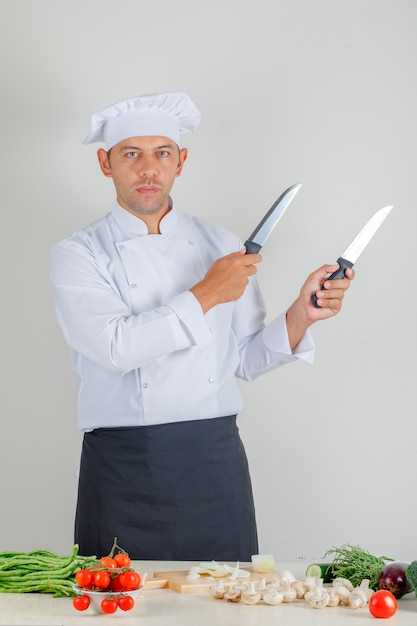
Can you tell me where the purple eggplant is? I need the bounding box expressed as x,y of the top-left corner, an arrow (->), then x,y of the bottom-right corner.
378,561 -> 413,599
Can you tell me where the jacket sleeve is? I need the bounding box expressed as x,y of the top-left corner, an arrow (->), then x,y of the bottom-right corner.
232,276 -> 315,381
49,238 -> 213,375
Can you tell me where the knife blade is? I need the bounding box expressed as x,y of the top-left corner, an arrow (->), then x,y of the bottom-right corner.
312,204 -> 393,308
244,183 -> 302,254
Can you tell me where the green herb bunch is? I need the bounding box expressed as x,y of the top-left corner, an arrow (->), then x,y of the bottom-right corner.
324,544 -> 393,591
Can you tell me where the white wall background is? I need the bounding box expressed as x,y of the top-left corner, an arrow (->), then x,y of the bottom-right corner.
1,0 -> 415,564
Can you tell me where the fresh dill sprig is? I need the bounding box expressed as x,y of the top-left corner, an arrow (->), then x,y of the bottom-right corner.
323,544 -> 393,590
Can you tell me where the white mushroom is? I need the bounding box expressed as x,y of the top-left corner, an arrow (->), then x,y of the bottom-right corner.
332,578 -> 354,605
263,587 -> 284,606
305,575 -> 322,589
304,585 -> 330,609
332,585 -> 350,605
224,585 -> 242,602
281,570 -> 297,583
349,580 -> 373,609
291,579 -> 308,598
280,579 -> 297,603
357,579 -> 374,601
241,581 -> 261,605
267,575 -> 283,590
349,587 -> 368,610
326,587 -> 341,607
208,579 -> 226,599
333,577 -> 354,592
255,576 -> 268,597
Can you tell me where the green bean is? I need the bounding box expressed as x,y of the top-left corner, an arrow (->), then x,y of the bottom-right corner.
0,544 -> 97,597
0,581 -> 74,597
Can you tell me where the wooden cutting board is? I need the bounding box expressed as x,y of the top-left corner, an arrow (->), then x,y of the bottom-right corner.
144,570 -> 216,593
144,568 -> 275,594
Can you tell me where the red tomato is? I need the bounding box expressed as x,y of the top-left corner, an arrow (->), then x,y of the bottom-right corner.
110,575 -> 124,592
94,570 -> 111,590
72,594 -> 90,611
99,556 -> 117,569
114,553 -> 131,568
118,595 -> 135,611
369,590 -> 398,618
119,571 -> 141,590
75,569 -> 92,588
101,597 -> 118,614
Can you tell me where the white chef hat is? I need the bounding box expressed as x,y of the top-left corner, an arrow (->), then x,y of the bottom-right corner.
83,91 -> 201,150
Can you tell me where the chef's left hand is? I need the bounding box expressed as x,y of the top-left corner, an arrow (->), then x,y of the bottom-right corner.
309,264 -> 355,315
286,263 -> 355,350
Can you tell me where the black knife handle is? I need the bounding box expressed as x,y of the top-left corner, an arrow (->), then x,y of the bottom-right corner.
312,256 -> 354,308
244,240 -> 262,254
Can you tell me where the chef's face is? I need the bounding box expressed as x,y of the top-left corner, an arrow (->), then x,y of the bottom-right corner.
97,136 -> 187,221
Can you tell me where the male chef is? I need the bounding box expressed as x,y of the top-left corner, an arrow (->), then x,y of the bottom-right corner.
49,91 -> 353,560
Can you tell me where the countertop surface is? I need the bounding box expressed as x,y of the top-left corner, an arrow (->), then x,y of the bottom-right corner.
0,560 -> 416,625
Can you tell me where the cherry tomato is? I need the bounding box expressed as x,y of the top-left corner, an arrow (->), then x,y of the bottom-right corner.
75,569 -> 92,588
369,590 -> 398,618
110,574 -> 124,592
99,556 -> 117,569
114,553 -> 131,568
118,595 -> 135,611
101,597 -> 118,614
73,594 -> 91,611
94,570 -> 111,590
119,571 -> 141,590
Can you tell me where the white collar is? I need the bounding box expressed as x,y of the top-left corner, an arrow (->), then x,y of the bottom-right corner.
111,198 -> 177,236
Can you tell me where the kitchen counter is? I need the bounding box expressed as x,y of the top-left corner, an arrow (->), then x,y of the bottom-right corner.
0,561 -> 416,625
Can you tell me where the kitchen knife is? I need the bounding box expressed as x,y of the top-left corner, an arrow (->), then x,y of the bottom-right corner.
244,183 -> 302,253
312,204 -> 393,308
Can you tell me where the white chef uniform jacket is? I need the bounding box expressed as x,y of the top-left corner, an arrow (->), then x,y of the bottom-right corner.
49,201 -> 315,432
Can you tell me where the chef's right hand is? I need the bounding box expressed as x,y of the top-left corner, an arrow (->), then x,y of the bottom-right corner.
190,249 -> 262,313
